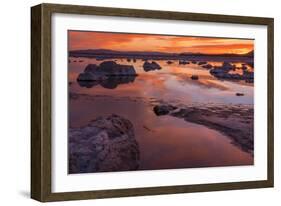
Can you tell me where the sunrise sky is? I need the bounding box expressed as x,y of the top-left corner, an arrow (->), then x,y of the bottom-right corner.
68,31 -> 254,55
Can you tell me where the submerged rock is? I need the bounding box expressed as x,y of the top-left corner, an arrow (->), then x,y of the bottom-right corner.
143,61 -> 162,72
69,114 -> 140,173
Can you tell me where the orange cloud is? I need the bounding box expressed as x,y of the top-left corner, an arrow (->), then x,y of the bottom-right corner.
68,30 -> 254,55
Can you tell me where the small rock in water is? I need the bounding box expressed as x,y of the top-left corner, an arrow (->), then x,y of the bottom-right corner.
236,93 -> 244,96
143,61 -> 162,72
167,60 -> 173,64
202,64 -> 213,69
191,75 -> 199,80
153,105 -> 177,116
179,60 -> 189,65
198,61 -> 207,65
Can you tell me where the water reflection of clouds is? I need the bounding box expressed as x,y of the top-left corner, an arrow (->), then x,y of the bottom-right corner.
138,116 -> 253,169
69,94 -> 253,170
69,58 -> 253,105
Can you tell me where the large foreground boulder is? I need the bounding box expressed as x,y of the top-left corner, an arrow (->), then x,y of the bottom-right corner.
69,114 -> 140,173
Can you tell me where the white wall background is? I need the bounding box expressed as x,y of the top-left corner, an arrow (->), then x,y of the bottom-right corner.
0,0 -> 279,205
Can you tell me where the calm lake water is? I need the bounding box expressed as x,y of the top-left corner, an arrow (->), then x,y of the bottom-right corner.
68,57 -> 254,170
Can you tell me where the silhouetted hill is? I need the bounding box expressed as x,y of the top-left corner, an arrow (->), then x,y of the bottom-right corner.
69,49 -> 254,62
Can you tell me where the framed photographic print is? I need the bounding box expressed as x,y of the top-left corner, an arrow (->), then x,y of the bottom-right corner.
31,3 -> 274,202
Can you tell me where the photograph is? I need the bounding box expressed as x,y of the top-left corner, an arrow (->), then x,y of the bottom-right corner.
68,30 -> 254,174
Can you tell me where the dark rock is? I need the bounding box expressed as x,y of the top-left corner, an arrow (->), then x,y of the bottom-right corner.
191,75 -> 199,80
209,61 -> 253,82
84,64 -> 99,74
242,65 -> 248,70
143,61 -> 162,72
191,61 -> 197,64
198,61 -> 207,65
167,60 -> 173,64
202,64 -> 212,69
77,61 -> 137,82
69,114 -> 140,173
221,62 -> 234,71
210,68 -> 225,75
153,105 -> 177,116
77,72 -> 106,81
243,70 -> 254,79
99,61 -> 137,76
179,60 -> 189,65
236,93 -> 244,96
96,57 -> 105,61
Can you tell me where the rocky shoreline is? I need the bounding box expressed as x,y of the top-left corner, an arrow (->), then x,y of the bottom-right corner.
153,103 -> 254,154
69,92 -> 254,155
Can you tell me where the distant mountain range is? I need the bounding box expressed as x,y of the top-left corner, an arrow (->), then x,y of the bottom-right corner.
69,49 -> 254,59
